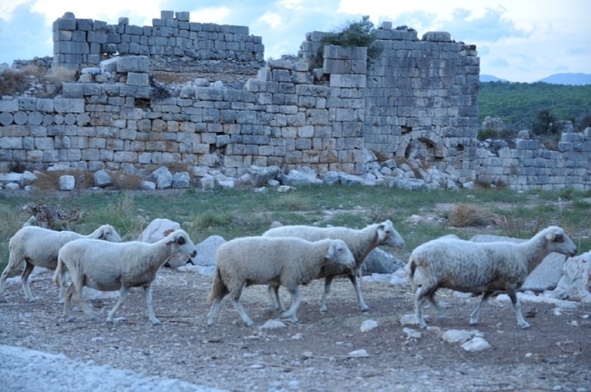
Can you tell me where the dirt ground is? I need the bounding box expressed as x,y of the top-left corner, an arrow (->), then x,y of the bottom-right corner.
0,267 -> 590,392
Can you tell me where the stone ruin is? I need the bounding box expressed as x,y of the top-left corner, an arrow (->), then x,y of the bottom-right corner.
1,10 -> 590,191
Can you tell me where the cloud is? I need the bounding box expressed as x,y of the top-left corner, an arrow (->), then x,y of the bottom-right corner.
489,57 -> 509,68
446,7 -> 527,42
259,12 -> 282,29
189,6 -> 232,23
0,3 -> 51,62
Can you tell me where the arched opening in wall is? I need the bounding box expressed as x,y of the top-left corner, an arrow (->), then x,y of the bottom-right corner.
456,144 -> 465,152
402,126 -> 412,133
404,137 -> 442,163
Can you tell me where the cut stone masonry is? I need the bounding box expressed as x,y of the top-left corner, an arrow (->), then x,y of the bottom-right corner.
1,11 -> 590,190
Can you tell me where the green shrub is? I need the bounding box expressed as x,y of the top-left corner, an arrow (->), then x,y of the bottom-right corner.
313,16 -> 384,68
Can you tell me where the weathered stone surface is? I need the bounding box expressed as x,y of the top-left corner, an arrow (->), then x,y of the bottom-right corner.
59,175 -> 75,191
93,170 -> 112,187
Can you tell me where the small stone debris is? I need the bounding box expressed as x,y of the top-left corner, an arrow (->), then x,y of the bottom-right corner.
360,319 -> 378,332
348,349 -> 369,358
403,327 -> 422,339
461,337 -> 492,352
260,319 -> 287,330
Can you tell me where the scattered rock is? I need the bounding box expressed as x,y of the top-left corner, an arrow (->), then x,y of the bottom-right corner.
461,337 -> 492,352
362,248 -> 405,275
403,327 -> 422,339
347,349 -> 369,358
442,329 -> 477,344
93,170 -> 112,188
59,175 -> 75,191
260,319 -> 286,329
360,319 -> 378,332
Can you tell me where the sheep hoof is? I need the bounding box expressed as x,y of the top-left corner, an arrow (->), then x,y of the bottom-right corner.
150,319 -> 161,326
319,307 -> 328,313
106,319 -> 114,325
361,307 -> 369,313
519,322 -> 532,330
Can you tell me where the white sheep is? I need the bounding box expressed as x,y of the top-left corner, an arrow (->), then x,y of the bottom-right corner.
206,236 -> 355,327
407,226 -> 578,329
262,219 -> 405,313
53,229 -> 197,325
0,225 -> 122,302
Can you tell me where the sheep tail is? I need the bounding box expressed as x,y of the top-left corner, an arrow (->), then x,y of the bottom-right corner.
53,257 -> 63,288
207,268 -> 228,305
407,259 -> 417,280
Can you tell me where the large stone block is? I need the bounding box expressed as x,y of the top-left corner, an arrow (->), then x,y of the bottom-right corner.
126,72 -> 150,86
116,56 -> 149,73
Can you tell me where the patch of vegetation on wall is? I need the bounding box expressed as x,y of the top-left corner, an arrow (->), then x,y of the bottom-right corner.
313,16 -> 384,68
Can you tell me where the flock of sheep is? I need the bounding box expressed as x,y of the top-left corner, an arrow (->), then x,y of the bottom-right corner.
0,215 -> 579,330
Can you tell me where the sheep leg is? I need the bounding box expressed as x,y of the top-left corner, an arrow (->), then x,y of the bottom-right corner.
266,285 -> 285,312
106,286 -> 129,324
507,288 -> 531,329
319,275 -> 335,313
470,291 -> 492,325
57,269 -> 68,304
143,285 -> 161,325
427,293 -> 447,320
348,270 -> 369,312
58,278 -> 67,304
0,260 -> 18,299
20,262 -> 36,302
230,297 -> 254,327
280,287 -> 301,324
63,283 -> 75,321
414,285 -> 435,329
206,298 -> 223,326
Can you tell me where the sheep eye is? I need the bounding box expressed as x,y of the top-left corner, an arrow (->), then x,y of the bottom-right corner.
554,235 -> 564,243
177,236 -> 186,245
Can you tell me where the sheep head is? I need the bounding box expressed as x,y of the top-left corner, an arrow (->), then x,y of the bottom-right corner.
166,230 -> 197,258
97,225 -> 123,242
377,219 -> 405,249
326,239 -> 355,269
543,226 -> 577,257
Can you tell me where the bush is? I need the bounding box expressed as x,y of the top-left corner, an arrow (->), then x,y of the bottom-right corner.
531,109 -> 562,135
477,128 -> 498,141
313,16 -> 384,68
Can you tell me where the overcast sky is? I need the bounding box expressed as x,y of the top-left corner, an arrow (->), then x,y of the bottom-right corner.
0,0 -> 589,83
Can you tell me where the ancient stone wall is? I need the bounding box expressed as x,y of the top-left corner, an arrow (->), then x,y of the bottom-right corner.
52,11 -> 265,79
0,50 -> 368,177
2,11 -> 591,190
474,130 -> 591,191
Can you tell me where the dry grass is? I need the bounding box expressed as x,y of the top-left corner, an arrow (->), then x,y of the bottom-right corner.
447,203 -> 492,227
0,65 -> 77,96
49,66 -> 77,82
34,171 -> 93,191
111,172 -> 144,190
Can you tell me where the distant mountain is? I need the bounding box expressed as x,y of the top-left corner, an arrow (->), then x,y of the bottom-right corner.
537,73 -> 591,86
480,74 -> 509,82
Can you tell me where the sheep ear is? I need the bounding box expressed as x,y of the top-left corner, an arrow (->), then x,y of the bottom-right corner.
326,242 -> 336,259
545,232 -> 561,242
377,224 -> 387,241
